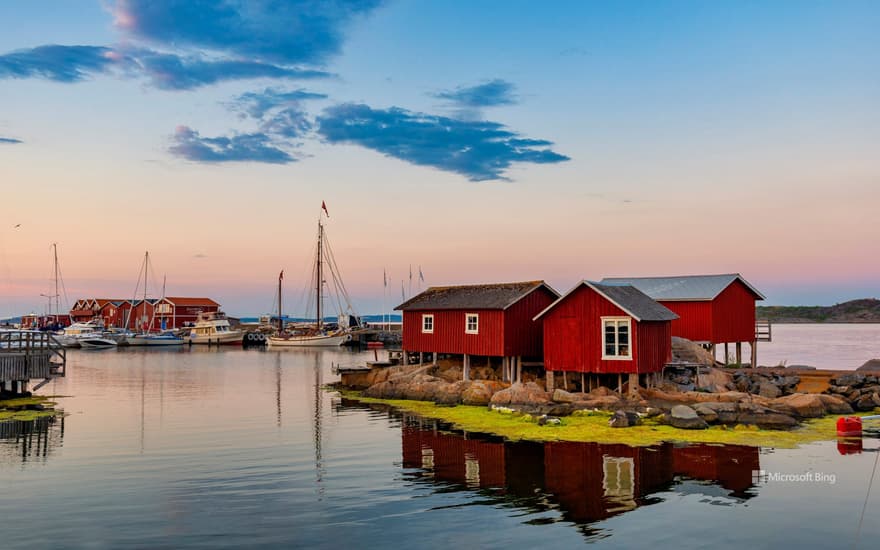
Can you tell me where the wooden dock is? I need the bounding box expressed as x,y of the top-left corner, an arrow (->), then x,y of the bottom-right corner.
0,331 -> 66,394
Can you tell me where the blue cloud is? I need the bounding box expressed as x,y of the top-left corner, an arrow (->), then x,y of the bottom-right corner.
130,50 -> 329,90
169,125 -> 294,163
0,45 -> 117,82
0,137 -> 23,144
433,79 -> 517,108
316,103 -> 569,181
112,0 -> 383,66
232,88 -> 328,119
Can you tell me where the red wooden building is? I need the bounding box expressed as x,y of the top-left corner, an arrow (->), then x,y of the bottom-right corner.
535,281 -> 677,392
395,281 -> 559,381
155,297 -> 221,329
600,274 -> 765,364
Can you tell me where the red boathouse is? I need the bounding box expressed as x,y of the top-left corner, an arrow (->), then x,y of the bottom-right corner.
600,274 -> 765,365
535,281 -> 678,393
395,281 -> 559,382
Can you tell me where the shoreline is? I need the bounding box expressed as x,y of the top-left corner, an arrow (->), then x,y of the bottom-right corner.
338,389 -> 877,448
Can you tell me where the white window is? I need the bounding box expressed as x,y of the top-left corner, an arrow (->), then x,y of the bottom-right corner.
157,303 -> 172,314
602,317 -> 632,360
465,313 -> 479,334
422,314 -> 434,333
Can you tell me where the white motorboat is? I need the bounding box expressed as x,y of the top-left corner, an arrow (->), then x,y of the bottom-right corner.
126,333 -> 185,346
57,320 -> 105,347
185,311 -> 243,345
79,336 -> 118,349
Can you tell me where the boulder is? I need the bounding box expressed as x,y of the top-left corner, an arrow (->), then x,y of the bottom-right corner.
697,368 -> 735,392
552,389 -> 576,403
590,386 -> 617,397
857,359 -> 880,372
854,395 -> 878,412
770,394 -> 826,418
571,395 -> 622,411
758,382 -> 782,399
693,404 -> 719,423
667,405 -> 709,430
461,380 -> 505,406
816,394 -> 854,414
489,382 -> 551,407
832,373 -> 865,388
672,337 -> 717,365
736,411 -> 799,429
609,410 -> 641,428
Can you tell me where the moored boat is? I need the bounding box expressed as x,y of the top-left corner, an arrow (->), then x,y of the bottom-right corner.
78,336 -> 118,349
126,333 -> 185,346
185,311 -> 243,345
266,204 -> 359,349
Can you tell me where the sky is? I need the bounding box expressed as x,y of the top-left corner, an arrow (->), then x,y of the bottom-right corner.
0,0 -> 878,318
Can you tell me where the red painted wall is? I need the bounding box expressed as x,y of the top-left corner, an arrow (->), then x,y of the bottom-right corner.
402,309 -> 505,356
659,280 -> 758,344
542,285 -> 671,374
401,287 -> 555,357
711,279 -> 757,343
503,286 -> 558,357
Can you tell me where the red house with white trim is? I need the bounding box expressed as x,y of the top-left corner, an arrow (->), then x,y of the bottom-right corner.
535,281 -> 677,390
395,281 -> 559,381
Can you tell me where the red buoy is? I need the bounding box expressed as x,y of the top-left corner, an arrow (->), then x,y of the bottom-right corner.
837,416 -> 862,438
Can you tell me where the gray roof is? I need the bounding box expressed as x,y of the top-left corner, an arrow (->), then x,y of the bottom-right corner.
534,281 -> 678,322
395,281 -> 558,311
599,274 -> 765,301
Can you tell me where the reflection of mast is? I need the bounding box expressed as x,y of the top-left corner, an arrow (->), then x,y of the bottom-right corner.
313,353 -> 325,498
275,352 -> 282,427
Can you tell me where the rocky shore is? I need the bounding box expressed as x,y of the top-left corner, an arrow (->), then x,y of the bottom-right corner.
344,346 -> 880,433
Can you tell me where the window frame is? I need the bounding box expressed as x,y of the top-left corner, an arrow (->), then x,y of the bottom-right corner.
465,313 -> 479,335
601,316 -> 633,360
421,314 -> 434,334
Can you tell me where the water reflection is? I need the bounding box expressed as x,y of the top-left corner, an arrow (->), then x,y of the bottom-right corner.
0,416 -> 64,464
360,406 -> 761,538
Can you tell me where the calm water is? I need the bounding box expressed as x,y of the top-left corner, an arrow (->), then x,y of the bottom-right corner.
1,326 -> 879,548
757,323 -> 880,370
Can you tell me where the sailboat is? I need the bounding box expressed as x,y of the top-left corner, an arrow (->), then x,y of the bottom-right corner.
267,205 -> 355,348
126,252 -> 184,347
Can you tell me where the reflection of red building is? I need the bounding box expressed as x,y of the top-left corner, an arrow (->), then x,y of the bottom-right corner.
400,420 -> 760,526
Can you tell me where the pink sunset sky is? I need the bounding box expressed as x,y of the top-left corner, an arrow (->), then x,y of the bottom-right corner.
1,1 -> 878,318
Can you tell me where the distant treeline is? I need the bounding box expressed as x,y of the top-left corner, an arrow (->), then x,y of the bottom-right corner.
757,298 -> 880,323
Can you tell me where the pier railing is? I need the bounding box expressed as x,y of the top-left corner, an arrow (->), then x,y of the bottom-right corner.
0,331 -> 66,389
755,319 -> 772,342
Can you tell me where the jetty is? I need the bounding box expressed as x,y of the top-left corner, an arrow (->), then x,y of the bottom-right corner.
0,331 -> 66,394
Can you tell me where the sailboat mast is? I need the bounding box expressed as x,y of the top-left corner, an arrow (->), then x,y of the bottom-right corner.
316,220 -> 323,329
53,243 -> 59,318
278,270 -> 283,333
144,251 -> 149,331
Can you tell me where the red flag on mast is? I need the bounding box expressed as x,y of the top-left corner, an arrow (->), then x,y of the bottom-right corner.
321,201 -> 329,217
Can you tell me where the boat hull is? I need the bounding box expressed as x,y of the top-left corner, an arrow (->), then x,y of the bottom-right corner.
127,335 -> 185,346
267,334 -> 347,347
186,331 -> 244,345
79,338 -> 118,349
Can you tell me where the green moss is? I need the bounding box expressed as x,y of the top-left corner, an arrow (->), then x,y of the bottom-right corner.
341,390 -> 878,448
0,395 -> 59,421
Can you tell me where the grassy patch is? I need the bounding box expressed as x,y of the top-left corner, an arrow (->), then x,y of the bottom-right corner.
341,390 -> 878,448
0,395 -> 59,422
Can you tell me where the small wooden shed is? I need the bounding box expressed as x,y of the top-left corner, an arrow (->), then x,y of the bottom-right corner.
600,274 -> 765,365
534,281 -> 678,392
395,281 -> 559,381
